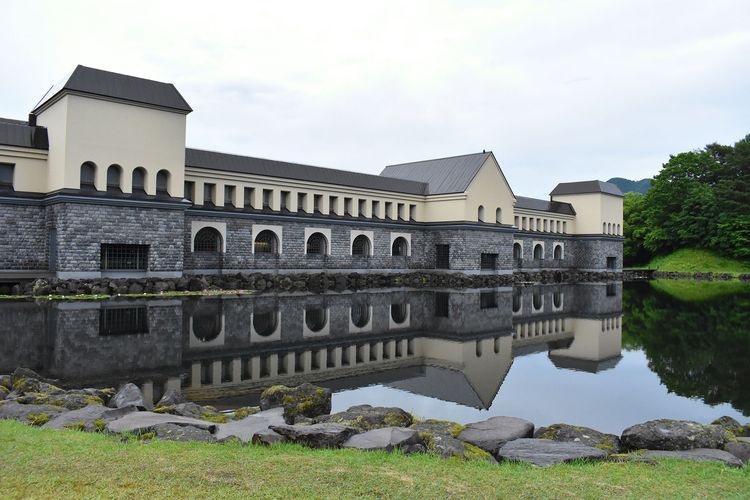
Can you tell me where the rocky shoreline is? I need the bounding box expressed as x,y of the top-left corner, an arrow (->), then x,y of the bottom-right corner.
1,369 -> 748,468
4,270 -> 623,298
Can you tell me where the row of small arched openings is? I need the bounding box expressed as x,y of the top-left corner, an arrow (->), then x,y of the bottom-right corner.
603,222 -> 621,235
513,242 -> 564,260
80,162 -> 171,195
477,206 -> 502,223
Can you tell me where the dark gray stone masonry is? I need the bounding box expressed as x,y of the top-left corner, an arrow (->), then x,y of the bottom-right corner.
0,203 -> 47,271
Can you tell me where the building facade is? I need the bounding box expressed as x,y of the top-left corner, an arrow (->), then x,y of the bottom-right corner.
0,66 -> 623,281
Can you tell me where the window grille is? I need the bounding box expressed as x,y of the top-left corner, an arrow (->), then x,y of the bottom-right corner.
99,307 -> 148,335
434,292 -> 450,317
306,232 -> 327,255
254,230 -> 278,254
435,244 -> 450,269
480,253 -> 498,270
352,235 -> 370,256
194,228 -> 221,252
350,303 -> 370,328
100,244 -> 148,271
607,257 -> 617,269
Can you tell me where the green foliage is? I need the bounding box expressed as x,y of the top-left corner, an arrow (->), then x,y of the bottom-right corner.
607,177 -> 652,195
648,249 -> 750,276
26,413 -> 49,426
623,134 -> 750,264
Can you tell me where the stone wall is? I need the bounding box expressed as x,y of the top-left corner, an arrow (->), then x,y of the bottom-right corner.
0,203 -> 48,271
570,238 -> 623,271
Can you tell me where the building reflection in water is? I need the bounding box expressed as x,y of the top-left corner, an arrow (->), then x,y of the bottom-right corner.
0,283 -> 623,410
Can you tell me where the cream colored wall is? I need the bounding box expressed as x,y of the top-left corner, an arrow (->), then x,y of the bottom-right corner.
0,147 -> 48,193
549,317 -> 622,361
37,94 -> 187,196
513,208 -> 576,234
550,192 -> 623,235
464,156 -> 515,223
421,194 -> 466,222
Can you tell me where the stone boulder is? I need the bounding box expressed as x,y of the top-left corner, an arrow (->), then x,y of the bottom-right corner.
214,407 -> 286,443
534,424 -> 620,454
154,402 -> 227,423
260,383 -> 332,424
458,416 -> 534,456
315,404 -> 412,431
497,438 -> 608,467
410,420 -> 495,462
724,438 -> 750,465
153,423 -> 216,443
252,428 -> 287,446
270,423 -> 356,448
621,419 -> 729,451
342,427 -> 425,453
10,367 -> 63,395
108,383 -> 150,411
0,386 -> 9,401
0,401 -> 68,425
13,390 -> 104,410
105,411 -> 217,435
155,388 -> 185,408
44,404 -> 138,431
711,416 -> 745,436
639,449 -> 743,468
0,374 -> 11,390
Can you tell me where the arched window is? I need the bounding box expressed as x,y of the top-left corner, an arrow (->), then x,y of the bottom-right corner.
617,224 -> 621,235
253,311 -> 278,337
603,222 -> 607,234
106,165 -> 122,192
80,162 -> 96,190
475,341 -> 482,357
305,307 -> 327,332
391,303 -> 408,324
477,205 -> 485,222
495,208 -> 502,224
553,244 -> 563,260
553,291 -> 563,309
132,167 -> 147,194
513,242 -> 522,260
533,243 -> 543,260
351,303 -> 370,328
352,235 -> 371,256
306,232 -> 327,255
512,288 -> 522,313
194,227 -> 222,252
193,302 -> 222,342
156,170 -> 170,195
392,237 -> 408,257
607,223 -> 612,234
532,291 -> 543,311
254,230 -> 279,254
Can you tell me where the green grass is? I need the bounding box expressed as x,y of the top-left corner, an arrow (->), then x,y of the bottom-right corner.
0,289 -> 254,301
648,248 -> 750,276
651,279 -> 750,302
1,421 -> 748,499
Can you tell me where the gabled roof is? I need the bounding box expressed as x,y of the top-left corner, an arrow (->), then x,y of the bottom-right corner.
514,196 -> 576,215
185,148 -> 429,195
0,117 -> 49,150
32,65 -> 192,114
550,180 -> 623,197
380,152 -> 492,195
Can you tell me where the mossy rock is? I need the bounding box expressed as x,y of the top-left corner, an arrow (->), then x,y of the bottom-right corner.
534,424 -> 621,454
201,412 -> 228,424
316,405 -> 412,432
28,413 -> 51,426
63,421 -> 87,431
232,406 -> 260,420
260,383 -> 331,424
0,374 -> 11,391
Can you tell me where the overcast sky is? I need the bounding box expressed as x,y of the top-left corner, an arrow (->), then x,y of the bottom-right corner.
3,1 -> 749,198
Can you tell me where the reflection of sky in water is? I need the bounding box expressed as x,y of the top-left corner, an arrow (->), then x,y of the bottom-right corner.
333,349 -> 745,435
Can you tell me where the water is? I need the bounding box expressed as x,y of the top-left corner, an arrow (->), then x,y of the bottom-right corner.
1,281 -> 748,434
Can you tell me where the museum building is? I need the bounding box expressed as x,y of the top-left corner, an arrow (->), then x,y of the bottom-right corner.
0,66 -> 623,280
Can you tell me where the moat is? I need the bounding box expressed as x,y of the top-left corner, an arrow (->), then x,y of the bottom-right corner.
2,281 -> 748,434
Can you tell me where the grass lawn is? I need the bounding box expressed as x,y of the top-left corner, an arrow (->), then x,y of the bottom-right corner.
1,421 -> 748,499
647,248 -> 750,276
651,279 -> 750,302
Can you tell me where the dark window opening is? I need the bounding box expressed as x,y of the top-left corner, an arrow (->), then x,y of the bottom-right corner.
194,227 -> 222,252
358,199 -> 367,217
193,302 -> 222,342
0,163 -> 14,191
254,230 -> 279,254
132,167 -> 147,194
329,196 -> 338,214
253,311 -> 278,336
512,288 -> 521,313
435,244 -> 450,269
80,162 -> 97,190
100,244 -> 148,271
305,308 -> 327,332
262,189 -> 273,210
313,194 -> 323,213
351,303 -> 370,328
553,291 -> 563,308
106,165 -> 122,192
392,237 -> 408,256
434,292 -> 450,318
533,244 -> 543,260
244,187 -> 255,209
280,191 -> 290,211
203,183 -> 215,205
352,235 -> 370,256
532,291 -> 543,310
391,303 -> 408,324
297,192 -> 307,213
409,204 -> 416,220
554,245 -> 563,260
513,242 -> 522,260
606,283 -> 618,296
306,232 -> 327,255
480,292 -> 497,309
607,257 -> 617,269
385,202 -> 393,219
480,253 -> 498,270
100,307 -> 148,336
371,201 -> 380,219
184,181 -> 195,202
224,185 -> 235,207
344,197 -> 353,216
156,170 -> 170,195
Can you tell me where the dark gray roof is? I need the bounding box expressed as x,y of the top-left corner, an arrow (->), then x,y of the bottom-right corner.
185,148 -> 429,195
550,180 -> 623,197
32,65 -> 192,114
0,118 -> 48,149
380,152 -> 492,195
515,196 -> 576,215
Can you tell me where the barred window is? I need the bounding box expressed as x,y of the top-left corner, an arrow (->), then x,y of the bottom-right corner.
350,303 -> 370,328
306,232 -> 327,255
100,307 -> 148,335
254,230 -> 279,254
305,308 -> 327,332
480,292 -> 497,309
253,311 -> 278,337
194,227 -> 222,252
480,253 -> 498,270
352,235 -> 370,256
100,244 -> 148,271
435,244 -> 450,269
434,292 -> 449,318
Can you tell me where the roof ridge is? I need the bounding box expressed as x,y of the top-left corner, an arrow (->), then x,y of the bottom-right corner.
385,151 -> 490,168
76,64 -> 180,88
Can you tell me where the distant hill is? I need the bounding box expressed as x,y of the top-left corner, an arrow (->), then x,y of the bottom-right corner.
607,177 -> 651,195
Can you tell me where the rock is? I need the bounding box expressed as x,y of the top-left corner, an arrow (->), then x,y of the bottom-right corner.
155,402 -> 226,423
316,404 -> 412,431
105,411 -> 217,435
82,387 -> 116,405
44,404 -> 138,431
410,420 -> 495,462
252,428 -> 288,446
108,383 -> 150,411
0,374 -> 11,390
497,438 -> 608,467
155,388 -> 185,408
342,427 -> 425,453
534,424 -> 620,454
13,390 -> 104,410
621,419 -> 729,451
232,406 -> 261,420
0,401 -> 68,425
724,439 -> 750,464
10,368 -> 62,395
214,407 -> 286,443
153,423 -> 216,443
260,383 -> 332,424
270,423 -> 356,448
711,416 -> 743,435
639,449 -> 744,468
0,386 -> 8,400
127,283 -> 144,294
188,277 -> 209,292
458,416 -> 534,455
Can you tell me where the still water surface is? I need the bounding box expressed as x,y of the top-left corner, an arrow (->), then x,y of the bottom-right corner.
2,281 -> 747,434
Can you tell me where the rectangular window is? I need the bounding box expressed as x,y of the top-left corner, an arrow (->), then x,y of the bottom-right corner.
435,244 -> 450,269
184,181 -> 195,202
100,307 -> 148,336
100,244 -> 148,271
297,192 -> 307,212
544,220 -> 548,232
203,183 -> 215,205
480,253 -> 498,270
344,197 -> 353,216
514,216 -> 519,227
385,202 -> 393,220
244,187 -> 255,209
480,292 -> 498,309
434,292 -> 450,318
280,191 -> 290,211
397,203 -> 405,220
562,221 -> 567,233
409,204 -> 417,220
371,200 -> 380,218
0,162 -> 14,190
262,189 -> 273,209
607,257 -> 617,270
358,199 -> 367,217
329,196 -> 338,214
521,217 -> 527,230
313,194 -> 323,213
224,185 -> 235,207
606,283 -> 617,296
